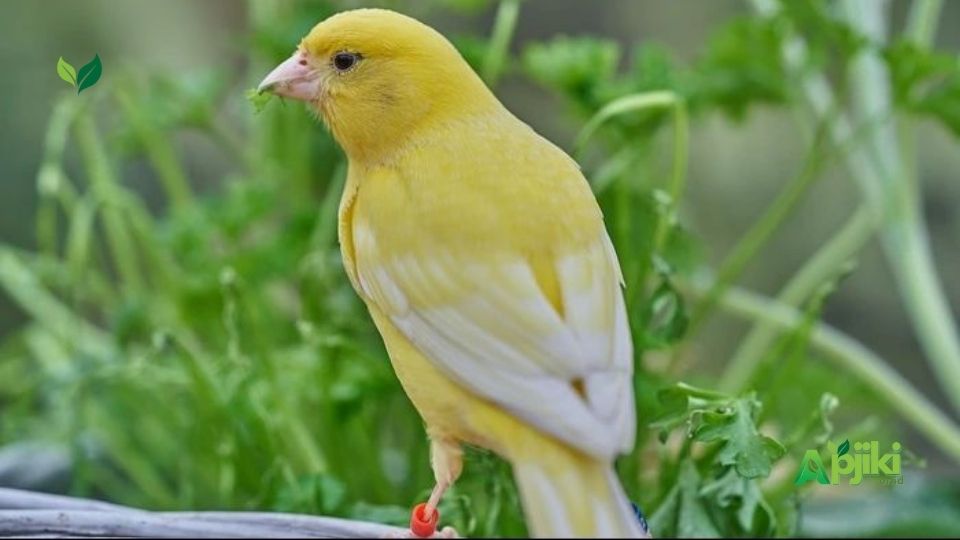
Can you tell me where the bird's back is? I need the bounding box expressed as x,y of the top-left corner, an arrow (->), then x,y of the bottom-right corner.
349,109 -> 605,264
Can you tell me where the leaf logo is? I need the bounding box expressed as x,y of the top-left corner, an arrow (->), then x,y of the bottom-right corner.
56,57 -> 77,87
56,54 -> 102,93
837,439 -> 850,457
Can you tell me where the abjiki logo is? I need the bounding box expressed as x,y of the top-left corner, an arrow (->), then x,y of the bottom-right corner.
794,439 -> 903,486
57,54 -> 102,93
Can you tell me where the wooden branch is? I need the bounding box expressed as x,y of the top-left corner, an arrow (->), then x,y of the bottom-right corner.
0,487 -> 406,538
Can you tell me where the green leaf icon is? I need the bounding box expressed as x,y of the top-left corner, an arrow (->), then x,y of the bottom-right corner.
57,57 -> 77,87
76,54 -> 102,94
838,439 -> 850,457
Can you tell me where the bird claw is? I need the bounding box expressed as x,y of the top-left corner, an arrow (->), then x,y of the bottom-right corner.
436,526 -> 459,538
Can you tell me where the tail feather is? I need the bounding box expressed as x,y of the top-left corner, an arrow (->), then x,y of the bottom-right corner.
512,447 -> 648,538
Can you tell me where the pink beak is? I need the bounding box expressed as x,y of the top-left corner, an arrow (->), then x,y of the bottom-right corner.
257,50 -> 319,101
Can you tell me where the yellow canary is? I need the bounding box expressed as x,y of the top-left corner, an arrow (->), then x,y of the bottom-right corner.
259,9 -> 645,538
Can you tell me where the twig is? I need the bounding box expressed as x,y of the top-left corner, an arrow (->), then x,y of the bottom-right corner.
482,0 -> 521,86
0,488 -> 405,538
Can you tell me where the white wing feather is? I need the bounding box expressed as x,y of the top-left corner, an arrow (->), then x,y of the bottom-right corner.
355,223 -> 635,459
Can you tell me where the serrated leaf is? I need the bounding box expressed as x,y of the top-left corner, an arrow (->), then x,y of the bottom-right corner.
522,36 -> 621,96
837,439 -> 850,457
885,40 -> 960,138
688,17 -> 787,119
648,461 -> 721,538
695,397 -> 786,478
76,54 -> 102,93
650,382 -> 734,436
56,57 -> 76,87
650,384 -> 786,478
700,467 -> 777,535
776,0 -> 867,68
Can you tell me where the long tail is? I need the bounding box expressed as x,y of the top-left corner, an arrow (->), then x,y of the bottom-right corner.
510,437 -> 648,538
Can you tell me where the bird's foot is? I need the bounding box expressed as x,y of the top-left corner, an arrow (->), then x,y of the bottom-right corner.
382,525 -> 459,538
380,501 -> 460,538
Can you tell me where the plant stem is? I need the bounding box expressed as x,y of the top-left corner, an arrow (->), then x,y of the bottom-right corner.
721,206 -> 877,391
840,0 -> 960,413
689,279 -> 960,464
74,116 -> 142,292
905,0 -> 943,46
883,217 -> 960,410
749,0 -> 885,213
689,127 -> 829,330
115,87 -> 192,211
0,248 -> 113,358
574,91 -> 688,312
482,0 -> 521,86
653,99 -> 689,254
575,91 -> 679,154
248,0 -> 313,196
574,92 -> 688,255
36,97 -> 80,256
750,0 -> 960,413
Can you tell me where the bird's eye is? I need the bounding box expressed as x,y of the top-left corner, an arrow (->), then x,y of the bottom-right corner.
333,52 -> 359,72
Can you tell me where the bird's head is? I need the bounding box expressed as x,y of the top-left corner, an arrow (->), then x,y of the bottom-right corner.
257,9 -> 498,163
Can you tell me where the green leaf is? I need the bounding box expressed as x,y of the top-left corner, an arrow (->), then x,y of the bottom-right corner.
628,43 -> 680,93
76,54 -> 102,93
649,461 -> 721,538
775,0 -> 867,69
696,396 -> 786,478
522,36 -> 621,98
650,382 -> 733,437
451,34 -> 490,73
700,467 -> 777,535
885,40 -> 960,138
688,17 -> 788,119
649,461 -> 722,538
640,278 -> 689,348
56,57 -> 77,87
651,384 -> 785,479
245,87 -> 274,114
837,439 -> 850,457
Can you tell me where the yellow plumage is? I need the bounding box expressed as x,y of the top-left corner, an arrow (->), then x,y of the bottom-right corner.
259,8 -> 645,537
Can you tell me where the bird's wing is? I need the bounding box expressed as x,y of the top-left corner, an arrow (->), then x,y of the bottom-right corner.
354,223 -> 635,459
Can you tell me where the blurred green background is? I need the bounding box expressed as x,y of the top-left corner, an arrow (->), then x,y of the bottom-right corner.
1,0 -> 959,537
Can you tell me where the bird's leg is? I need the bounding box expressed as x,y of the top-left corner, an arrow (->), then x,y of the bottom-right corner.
428,435 -> 463,512
407,436 -> 463,538
424,481 -> 448,519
